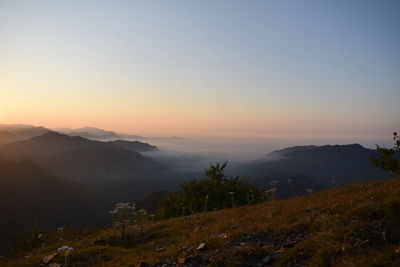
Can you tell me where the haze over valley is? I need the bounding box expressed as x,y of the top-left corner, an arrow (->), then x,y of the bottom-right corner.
1,1 -> 399,265
0,123 -> 395,252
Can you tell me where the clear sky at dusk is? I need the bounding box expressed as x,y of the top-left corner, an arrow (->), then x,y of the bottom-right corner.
0,0 -> 399,136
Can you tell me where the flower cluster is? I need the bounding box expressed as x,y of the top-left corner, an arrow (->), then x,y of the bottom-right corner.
57,245 -> 74,266
109,202 -> 137,226
57,245 -> 74,253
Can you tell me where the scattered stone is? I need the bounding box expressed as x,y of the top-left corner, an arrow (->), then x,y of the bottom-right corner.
196,243 -> 206,250
233,233 -> 273,248
262,254 -> 272,264
42,253 -> 57,264
222,233 -> 230,239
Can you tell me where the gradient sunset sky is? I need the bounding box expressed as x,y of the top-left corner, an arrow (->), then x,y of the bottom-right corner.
1,0 -> 399,136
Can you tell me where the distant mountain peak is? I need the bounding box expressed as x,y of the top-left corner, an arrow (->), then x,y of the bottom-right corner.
267,143 -> 366,158
241,143 -> 390,187
31,131 -> 75,141
0,130 -> 158,160
0,124 -> 51,145
56,126 -> 120,140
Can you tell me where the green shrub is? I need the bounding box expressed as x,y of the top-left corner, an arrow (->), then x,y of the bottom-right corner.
371,132 -> 400,175
156,162 -> 263,219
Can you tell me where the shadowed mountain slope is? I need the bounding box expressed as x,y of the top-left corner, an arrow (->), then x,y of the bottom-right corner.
0,131 -> 157,159
112,139 -> 157,152
0,158 -> 111,253
236,144 -> 393,186
0,132 -> 182,202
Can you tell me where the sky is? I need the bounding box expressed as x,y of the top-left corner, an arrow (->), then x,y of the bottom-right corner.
0,0 -> 399,137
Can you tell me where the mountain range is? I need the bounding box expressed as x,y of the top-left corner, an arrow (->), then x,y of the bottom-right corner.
0,131 -> 157,158
0,124 -> 395,253
234,144 -> 393,187
0,131 -> 181,201
0,124 -> 49,145
0,129 -> 182,251
57,126 -> 139,140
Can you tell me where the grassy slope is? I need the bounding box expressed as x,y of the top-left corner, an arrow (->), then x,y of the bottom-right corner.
2,178 -> 400,266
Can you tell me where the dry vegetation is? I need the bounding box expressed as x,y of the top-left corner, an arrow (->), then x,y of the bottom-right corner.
2,177 -> 400,266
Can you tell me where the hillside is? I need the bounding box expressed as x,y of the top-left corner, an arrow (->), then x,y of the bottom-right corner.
0,132 -> 182,201
0,131 -> 157,159
2,177 -> 399,266
112,140 -> 158,153
0,158 -> 111,253
235,144 -> 393,186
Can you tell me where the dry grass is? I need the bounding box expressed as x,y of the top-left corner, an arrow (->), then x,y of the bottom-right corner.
2,178 -> 400,266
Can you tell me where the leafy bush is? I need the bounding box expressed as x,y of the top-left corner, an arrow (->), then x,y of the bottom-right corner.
155,162 -> 263,219
371,132 -> 400,175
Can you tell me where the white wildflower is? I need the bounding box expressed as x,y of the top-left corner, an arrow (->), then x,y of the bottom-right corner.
57,245 -> 74,253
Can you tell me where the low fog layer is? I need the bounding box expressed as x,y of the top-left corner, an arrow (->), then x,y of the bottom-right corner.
139,134 -> 391,162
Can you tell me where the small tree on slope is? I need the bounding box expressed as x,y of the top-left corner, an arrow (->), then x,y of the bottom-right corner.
371,132 -> 400,176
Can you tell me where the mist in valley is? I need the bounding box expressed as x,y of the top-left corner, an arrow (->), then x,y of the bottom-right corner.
136,133 -> 392,172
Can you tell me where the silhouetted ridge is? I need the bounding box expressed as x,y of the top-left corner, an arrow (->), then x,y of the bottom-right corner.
31,131 -> 82,141
0,130 -> 181,203
0,124 -> 51,145
236,144 -> 392,186
266,144 -> 365,158
58,126 -> 121,140
0,131 -> 158,159
112,139 -> 157,152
